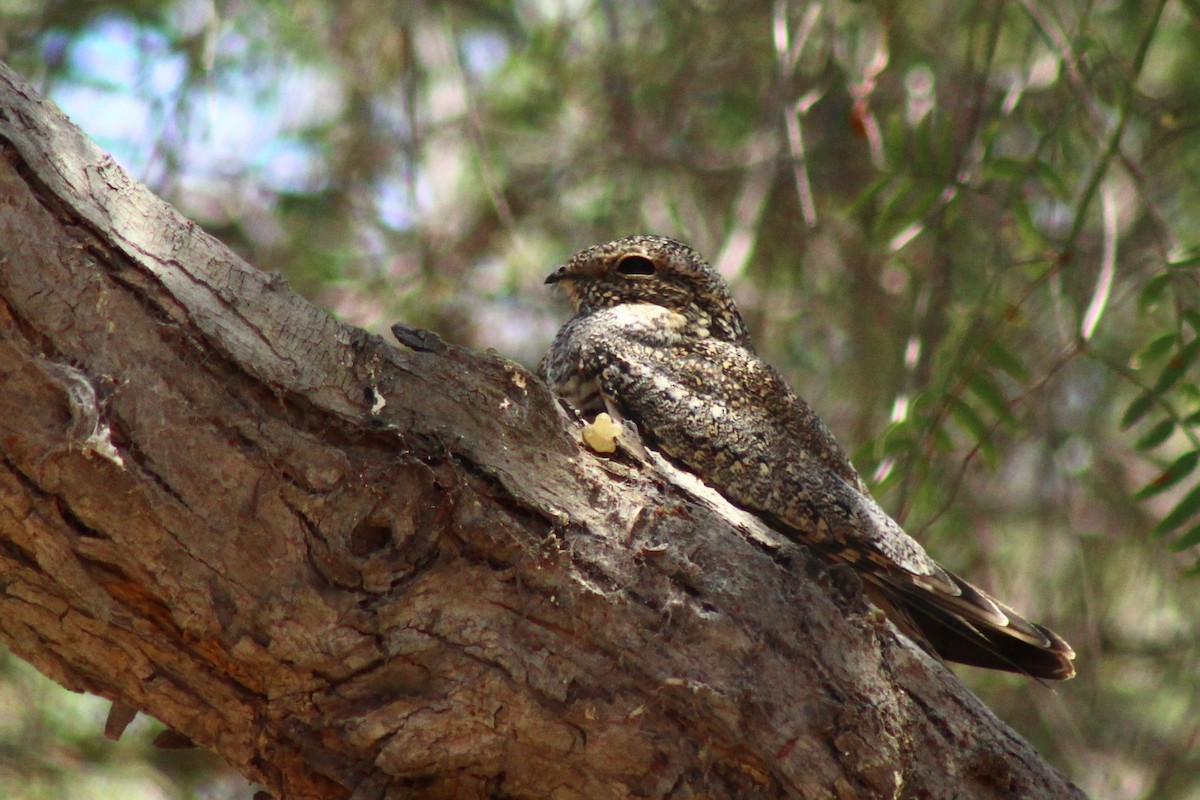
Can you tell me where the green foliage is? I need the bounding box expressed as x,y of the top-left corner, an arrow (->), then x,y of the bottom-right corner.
1122,297 -> 1200,559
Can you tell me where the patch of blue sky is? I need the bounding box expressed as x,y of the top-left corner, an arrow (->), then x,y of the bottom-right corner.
50,13 -> 335,196
68,15 -> 176,91
52,82 -> 151,172
376,173 -> 431,231
52,16 -> 185,173
47,11 -> 509,234
461,30 -> 509,78
257,138 -> 326,194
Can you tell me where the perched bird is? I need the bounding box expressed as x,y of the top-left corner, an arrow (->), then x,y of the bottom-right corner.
540,234 -> 1075,680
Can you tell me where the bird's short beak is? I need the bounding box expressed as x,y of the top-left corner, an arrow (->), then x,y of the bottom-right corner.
544,267 -> 570,285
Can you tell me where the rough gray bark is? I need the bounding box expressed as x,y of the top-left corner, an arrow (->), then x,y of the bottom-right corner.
0,61 -> 1085,800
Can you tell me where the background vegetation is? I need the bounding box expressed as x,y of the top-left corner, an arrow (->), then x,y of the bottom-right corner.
3,1 -> 1199,797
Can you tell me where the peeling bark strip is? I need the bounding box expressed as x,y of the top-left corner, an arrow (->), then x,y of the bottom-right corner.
0,61 -> 1084,799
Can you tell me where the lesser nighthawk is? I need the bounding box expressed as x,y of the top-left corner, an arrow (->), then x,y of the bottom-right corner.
540,234 -> 1075,680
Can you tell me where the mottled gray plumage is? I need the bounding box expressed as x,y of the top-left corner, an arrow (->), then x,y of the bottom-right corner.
540,234 -> 1075,680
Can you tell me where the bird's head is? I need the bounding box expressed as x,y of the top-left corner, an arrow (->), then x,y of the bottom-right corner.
545,235 -> 749,344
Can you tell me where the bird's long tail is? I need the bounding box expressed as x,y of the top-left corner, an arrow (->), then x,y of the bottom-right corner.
865,571 -> 1076,681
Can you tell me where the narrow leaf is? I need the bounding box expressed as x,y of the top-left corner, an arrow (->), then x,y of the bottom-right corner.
1028,158 -> 1070,198
1134,332 -> 1178,366
881,422 -> 916,457
874,177 -> 916,235
1154,338 -> 1200,393
1135,450 -> 1199,500
1169,522 -> 1200,552
1168,249 -> 1200,268
1134,418 -> 1175,450
985,341 -> 1030,381
948,397 -> 994,456
981,156 -> 1030,182
1120,392 -> 1156,430
1011,196 -> 1048,249
967,373 -> 1013,422
846,176 -> 892,216
1138,272 -> 1171,309
1153,482 -> 1200,537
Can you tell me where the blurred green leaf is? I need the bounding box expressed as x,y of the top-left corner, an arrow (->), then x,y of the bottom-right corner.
967,372 -> 1014,423
981,156 -> 1069,198
846,176 -> 893,216
932,424 -> 955,454
982,156 -> 1032,182
1169,522 -> 1200,551
984,341 -> 1030,381
1135,451 -> 1200,500
1010,195 -> 1049,249
1138,272 -> 1171,309
1121,392 -> 1156,430
1168,249 -> 1200,268
1134,418 -> 1175,450
882,421 -> 917,457
948,396 -> 995,457
874,177 -> 916,235
1154,338 -> 1200,393
1154,482 -> 1200,537
1134,332 -> 1178,365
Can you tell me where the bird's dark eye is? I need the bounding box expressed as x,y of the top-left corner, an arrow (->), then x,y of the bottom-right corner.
616,255 -> 656,276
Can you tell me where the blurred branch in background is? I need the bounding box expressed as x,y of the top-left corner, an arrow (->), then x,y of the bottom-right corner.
2,0 -> 1200,797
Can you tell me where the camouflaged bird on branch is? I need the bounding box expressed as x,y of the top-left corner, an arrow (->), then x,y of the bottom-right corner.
540,235 -> 1075,681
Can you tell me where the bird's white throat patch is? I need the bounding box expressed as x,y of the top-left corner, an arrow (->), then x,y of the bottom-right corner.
598,303 -> 689,341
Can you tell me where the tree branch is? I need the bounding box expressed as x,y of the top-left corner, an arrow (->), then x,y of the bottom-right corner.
0,61 -> 1084,799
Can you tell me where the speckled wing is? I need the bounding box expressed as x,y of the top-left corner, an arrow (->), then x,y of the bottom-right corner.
564,308 -> 953,582
553,304 -> 1075,678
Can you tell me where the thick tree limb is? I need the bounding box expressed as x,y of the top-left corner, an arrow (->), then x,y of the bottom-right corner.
0,62 -> 1084,799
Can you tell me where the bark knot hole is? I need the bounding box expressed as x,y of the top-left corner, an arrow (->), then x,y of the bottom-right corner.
349,520 -> 393,556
